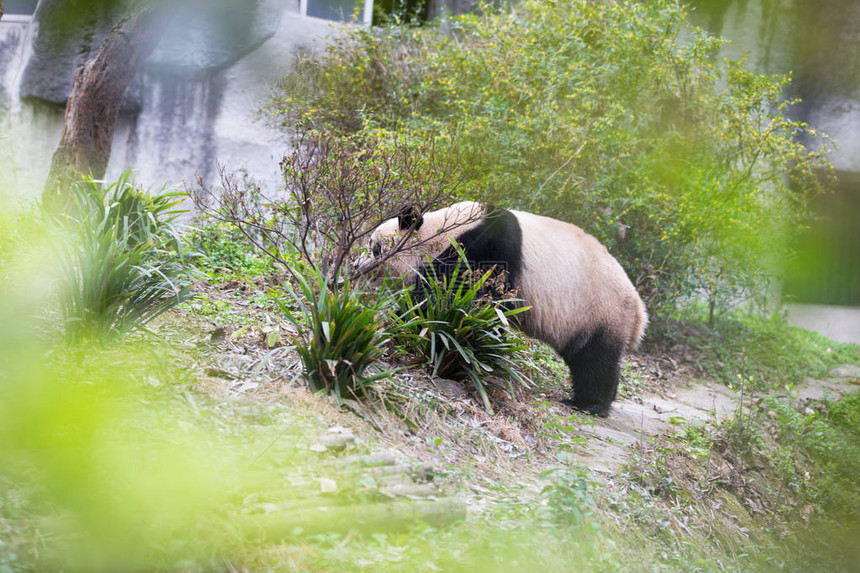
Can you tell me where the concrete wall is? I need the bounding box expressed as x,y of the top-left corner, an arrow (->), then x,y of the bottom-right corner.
0,0 -> 338,198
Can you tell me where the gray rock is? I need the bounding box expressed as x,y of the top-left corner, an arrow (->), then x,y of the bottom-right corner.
830,364 -> 860,379
379,483 -> 439,499
431,377 -> 469,399
317,433 -> 357,451
428,0 -> 478,19
19,0 -> 122,105
18,0 -> 279,107
145,0 -> 282,79
0,24 -> 27,106
337,451 -> 398,467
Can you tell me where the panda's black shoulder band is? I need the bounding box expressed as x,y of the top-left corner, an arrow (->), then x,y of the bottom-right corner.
397,205 -> 424,232
423,204 -> 522,291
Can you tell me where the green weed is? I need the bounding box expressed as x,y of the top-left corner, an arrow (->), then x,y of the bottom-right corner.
538,466 -> 595,529
278,268 -> 392,400
828,390 -> 860,438
52,172 -> 193,342
389,243 -> 531,413
187,220 -> 276,281
655,308 -> 860,390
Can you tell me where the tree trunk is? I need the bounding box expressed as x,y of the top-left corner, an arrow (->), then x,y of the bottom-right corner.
42,2 -> 166,209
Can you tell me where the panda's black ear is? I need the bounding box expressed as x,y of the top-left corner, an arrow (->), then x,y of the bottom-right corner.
397,205 -> 424,232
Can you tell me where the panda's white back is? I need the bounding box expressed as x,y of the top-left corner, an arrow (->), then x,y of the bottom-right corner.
511,210 -> 644,350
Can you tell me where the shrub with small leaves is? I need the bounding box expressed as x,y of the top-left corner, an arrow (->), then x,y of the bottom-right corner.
270,0 -> 834,317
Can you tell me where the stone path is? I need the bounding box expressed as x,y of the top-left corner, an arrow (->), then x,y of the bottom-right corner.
572,364 -> 860,475
787,304 -> 860,345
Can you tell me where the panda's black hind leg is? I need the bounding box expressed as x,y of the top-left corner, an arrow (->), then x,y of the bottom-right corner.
560,328 -> 624,417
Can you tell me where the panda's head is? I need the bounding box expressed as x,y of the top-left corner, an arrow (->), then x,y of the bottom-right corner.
362,201 -> 485,280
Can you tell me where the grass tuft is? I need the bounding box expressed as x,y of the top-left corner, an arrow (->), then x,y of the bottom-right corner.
390,241 -> 531,413
277,268 -> 392,400
52,172 -> 194,342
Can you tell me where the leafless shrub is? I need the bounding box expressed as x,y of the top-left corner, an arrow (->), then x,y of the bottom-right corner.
188,128 -> 466,285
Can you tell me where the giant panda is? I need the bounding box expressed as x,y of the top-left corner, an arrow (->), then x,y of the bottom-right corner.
365,201 -> 648,416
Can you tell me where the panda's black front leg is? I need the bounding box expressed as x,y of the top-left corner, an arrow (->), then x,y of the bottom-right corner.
560,329 -> 624,417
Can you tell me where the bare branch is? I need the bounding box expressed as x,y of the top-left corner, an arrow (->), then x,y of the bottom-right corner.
187,127 -> 466,289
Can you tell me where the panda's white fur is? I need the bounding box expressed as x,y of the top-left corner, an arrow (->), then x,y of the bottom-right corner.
514,209 -> 647,351
368,201 -> 647,415
368,201 -> 485,278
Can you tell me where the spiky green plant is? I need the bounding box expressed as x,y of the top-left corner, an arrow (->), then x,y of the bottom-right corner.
278,268 -> 392,400
53,172 -> 193,342
391,241 -> 531,413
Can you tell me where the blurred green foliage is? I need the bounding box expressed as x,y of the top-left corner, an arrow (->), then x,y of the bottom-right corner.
0,217 -> 311,570
52,172 -> 194,342
784,174 -> 860,305
0,245 -> 223,570
269,0 -> 833,316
